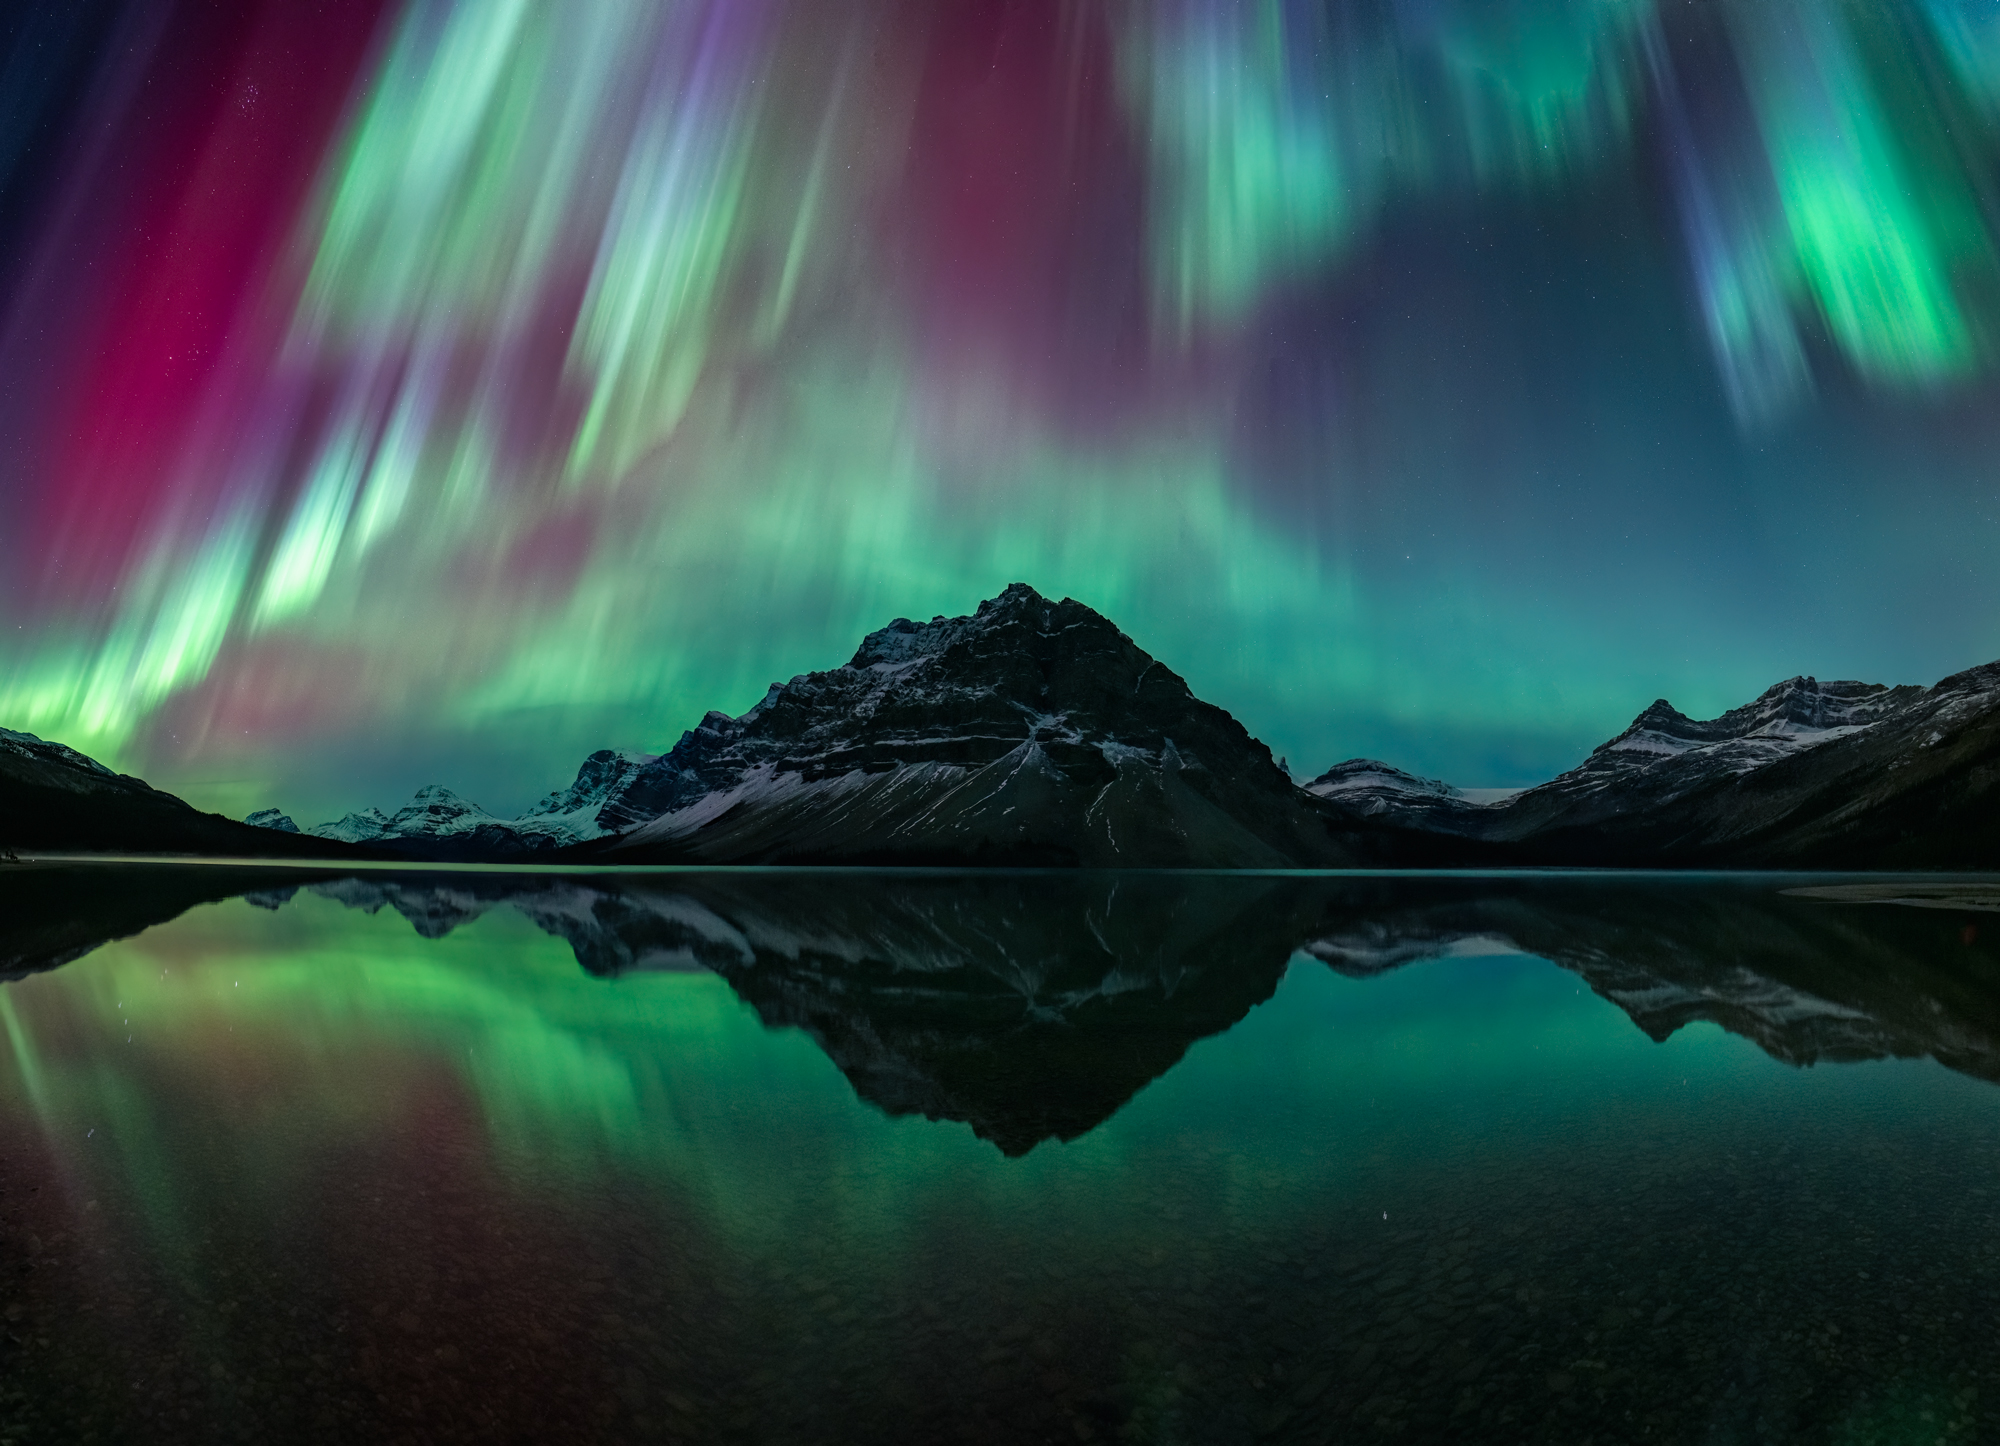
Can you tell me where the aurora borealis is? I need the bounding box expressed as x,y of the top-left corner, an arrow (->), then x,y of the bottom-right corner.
5,2 -> 2000,819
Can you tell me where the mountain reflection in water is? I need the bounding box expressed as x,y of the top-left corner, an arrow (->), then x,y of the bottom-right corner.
5,868 -> 2000,1153
1,866 -> 1998,1445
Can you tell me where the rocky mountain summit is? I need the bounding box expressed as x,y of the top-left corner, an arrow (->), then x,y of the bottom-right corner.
1303,758 -> 1492,834
277,753 -> 661,856
1485,675 -> 1924,839
600,582 -> 1348,866
1312,668 -> 2000,868
272,584 -> 1353,867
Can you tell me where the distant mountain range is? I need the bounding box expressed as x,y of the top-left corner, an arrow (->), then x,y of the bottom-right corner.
5,584 -> 1998,867
1305,664 -> 2000,868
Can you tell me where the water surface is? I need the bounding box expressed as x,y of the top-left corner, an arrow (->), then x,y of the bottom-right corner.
1,867 -> 1998,1443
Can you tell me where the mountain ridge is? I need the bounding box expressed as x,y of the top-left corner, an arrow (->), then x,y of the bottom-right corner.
0,727 -> 373,860
10,867 -> 1994,1150
11,587 -> 1999,868
1307,665 -> 2000,868
599,583 -> 1350,866
256,584 -> 1355,868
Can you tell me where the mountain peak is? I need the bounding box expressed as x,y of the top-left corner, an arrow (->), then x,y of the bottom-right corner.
309,806 -> 395,844
1,725 -> 118,779
389,787 -> 493,831
1305,759 -> 1460,800
1599,674 -> 1905,759
258,583 -> 1334,866
846,583 -> 1086,670
598,584 -> 1338,866
1931,659 -> 2000,697
986,580 -> 1049,610
1627,698 -> 1690,729
1401,657 -> 1993,865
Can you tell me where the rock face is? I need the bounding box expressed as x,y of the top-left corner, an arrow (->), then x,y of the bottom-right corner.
1483,675 -> 1924,846
1312,668 -> 2000,868
516,749 -> 662,836
592,583 -> 1349,866
281,754 -> 660,858
0,727 -> 358,859
1303,759 -> 1491,833
304,786 -> 540,859
266,585 -> 1346,866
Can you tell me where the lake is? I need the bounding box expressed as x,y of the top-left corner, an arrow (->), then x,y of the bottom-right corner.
1,865 -> 1997,1443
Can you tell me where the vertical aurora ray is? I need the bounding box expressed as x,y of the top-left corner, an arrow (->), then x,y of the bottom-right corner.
1731,0 -> 1982,388
1,0 -> 1999,816
1921,0 -> 2000,113
1423,0 -> 1653,183
1646,11 -> 1811,423
564,1 -> 775,480
1124,0 -> 1363,333
1125,0 -> 1650,334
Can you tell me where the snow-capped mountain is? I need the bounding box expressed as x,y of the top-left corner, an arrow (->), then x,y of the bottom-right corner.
594,582 -> 1350,866
2,726 -> 119,780
308,786 -> 515,854
308,806 -> 395,844
1489,675 -> 1923,836
1304,758 -> 1463,807
517,748 -> 661,835
1303,758 -> 1493,831
0,726 -> 355,858
276,753 -> 661,858
264,580 -> 1350,866
287,582 -> 1349,867
224,584 -> 2000,868
1310,665 -> 2000,867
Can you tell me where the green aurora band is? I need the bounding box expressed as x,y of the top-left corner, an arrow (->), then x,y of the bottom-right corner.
3,1 -> 2000,818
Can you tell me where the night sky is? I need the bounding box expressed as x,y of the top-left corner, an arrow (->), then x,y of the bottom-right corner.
3,0 -> 1999,824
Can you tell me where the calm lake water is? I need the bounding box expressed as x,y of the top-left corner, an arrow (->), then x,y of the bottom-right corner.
2,866 -> 1998,1444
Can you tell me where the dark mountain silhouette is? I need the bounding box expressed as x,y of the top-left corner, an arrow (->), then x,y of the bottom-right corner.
589,583 -> 1359,866
12,867 -> 1997,1150
265,584 -> 1355,867
30,589 -> 2000,869
1310,668 -> 2000,868
0,727 -> 373,860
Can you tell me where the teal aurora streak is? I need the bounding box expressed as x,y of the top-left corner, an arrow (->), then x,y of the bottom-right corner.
1,0 -> 1999,821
